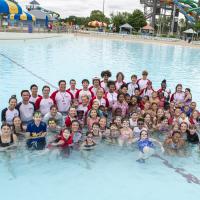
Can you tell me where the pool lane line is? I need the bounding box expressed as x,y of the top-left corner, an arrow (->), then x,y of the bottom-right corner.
153,154 -> 200,185
0,53 -> 58,90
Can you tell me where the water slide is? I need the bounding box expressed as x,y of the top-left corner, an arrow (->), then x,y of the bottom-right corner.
171,0 -> 200,23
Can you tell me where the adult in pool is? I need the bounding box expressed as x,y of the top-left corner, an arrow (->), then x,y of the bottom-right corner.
132,130 -> 164,163
0,123 -> 18,150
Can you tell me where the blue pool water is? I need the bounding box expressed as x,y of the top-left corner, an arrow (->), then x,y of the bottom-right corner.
1,35 -> 200,199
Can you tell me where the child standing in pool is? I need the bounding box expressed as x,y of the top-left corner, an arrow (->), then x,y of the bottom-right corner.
118,118 -> 133,146
26,111 -> 47,150
132,130 -> 164,163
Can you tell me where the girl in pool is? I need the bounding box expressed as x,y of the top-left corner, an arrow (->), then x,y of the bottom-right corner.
179,122 -> 189,140
80,132 -> 96,151
1,95 -> 19,125
157,116 -> 170,133
178,112 -> 190,126
87,109 -> 100,131
109,123 -> 120,144
140,81 -> 154,98
170,84 -> 185,106
87,100 -> 103,117
132,130 -> 164,163
118,118 -> 133,147
0,123 -> 18,150
190,110 -> 200,127
115,72 -> 126,91
164,131 -> 185,156
129,112 -> 138,129
144,113 -> 153,131
12,116 -> 26,141
112,93 -> 128,118
184,88 -> 192,106
113,116 -> 122,129
91,123 -> 102,142
128,95 -> 141,115
100,70 -> 112,92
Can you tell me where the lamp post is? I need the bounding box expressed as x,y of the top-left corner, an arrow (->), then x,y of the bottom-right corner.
103,0 -> 105,15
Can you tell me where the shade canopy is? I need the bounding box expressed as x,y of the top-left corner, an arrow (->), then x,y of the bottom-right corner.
0,0 -> 22,14
119,23 -> 133,29
88,20 -> 107,27
30,0 -> 40,5
8,11 -> 36,21
142,24 -> 154,30
183,28 -> 197,34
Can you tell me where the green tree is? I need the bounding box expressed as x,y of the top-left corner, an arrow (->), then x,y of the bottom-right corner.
127,9 -> 147,31
110,12 -> 130,32
193,21 -> 200,32
89,10 -> 109,23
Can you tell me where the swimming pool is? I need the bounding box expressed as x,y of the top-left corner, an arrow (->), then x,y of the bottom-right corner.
0,34 -> 200,200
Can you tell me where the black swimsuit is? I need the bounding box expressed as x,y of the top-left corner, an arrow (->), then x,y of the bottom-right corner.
0,134 -> 14,147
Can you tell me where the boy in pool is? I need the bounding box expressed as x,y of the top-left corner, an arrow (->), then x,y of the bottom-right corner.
26,111 -> 47,150
48,128 -> 73,157
132,130 -> 164,163
47,118 -> 61,143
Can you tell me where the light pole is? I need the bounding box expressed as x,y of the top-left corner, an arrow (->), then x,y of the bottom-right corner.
103,0 -> 105,15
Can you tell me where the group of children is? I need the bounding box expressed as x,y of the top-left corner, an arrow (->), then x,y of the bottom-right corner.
1,70 -> 200,162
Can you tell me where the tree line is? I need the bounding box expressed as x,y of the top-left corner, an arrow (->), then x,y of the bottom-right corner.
62,9 -> 147,32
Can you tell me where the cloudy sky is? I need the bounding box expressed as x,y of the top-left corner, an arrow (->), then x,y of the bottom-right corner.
17,0 -> 143,17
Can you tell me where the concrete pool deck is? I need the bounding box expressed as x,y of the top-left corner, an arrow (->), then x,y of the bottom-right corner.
0,32 -> 65,40
0,31 -> 200,48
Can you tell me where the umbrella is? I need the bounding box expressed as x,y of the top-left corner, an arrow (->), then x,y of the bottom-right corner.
8,12 -> 36,21
183,28 -> 197,34
0,0 -> 22,14
88,20 -> 107,27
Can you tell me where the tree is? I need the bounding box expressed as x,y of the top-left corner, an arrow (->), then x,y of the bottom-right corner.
64,16 -> 89,26
127,9 -> 147,31
89,10 -> 109,23
110,12 -> 130,32
179,18 -> 187,33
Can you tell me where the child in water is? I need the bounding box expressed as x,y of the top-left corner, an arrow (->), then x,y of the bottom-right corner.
80,132 -> 96,151
118,118 -> 133,147
109,123 -> 120,144
48,128 -> 73,157
132,130 -> 164,163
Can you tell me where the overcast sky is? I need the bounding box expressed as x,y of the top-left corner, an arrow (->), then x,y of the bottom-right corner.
17,0 -> 143,17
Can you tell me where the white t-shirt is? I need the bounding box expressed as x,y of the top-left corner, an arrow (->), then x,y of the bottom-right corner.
128,83 -> 139,96
67,88 -> 78,99
105,92 -> 118,108
101,81 -> 109,92
19,102 -> 34,122
39,98 -> 54,116
5,109 -> 19,125
115,81 -> 124,91
129,118 -> 137,129
77,104 -> 89,116
133,127 -> 147,138
77,89 -> 93,103
137,79 -> 149,90
29,95 -> 39,103
55,91 -> 72,112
